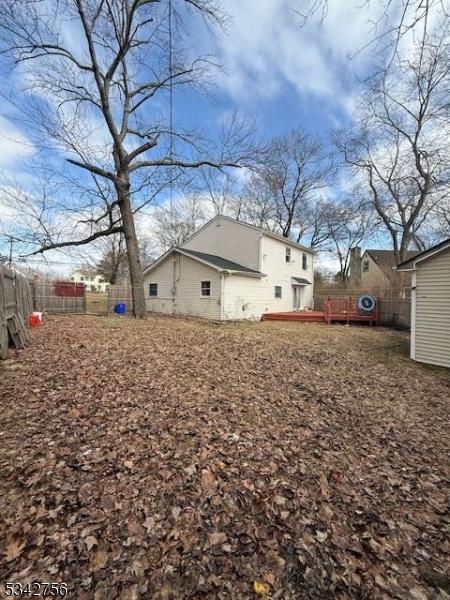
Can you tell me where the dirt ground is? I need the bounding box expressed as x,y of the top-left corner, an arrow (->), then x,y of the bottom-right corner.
0,315 -> 449,599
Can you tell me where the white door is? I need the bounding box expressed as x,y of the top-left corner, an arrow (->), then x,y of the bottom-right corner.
293,286 -> 302,310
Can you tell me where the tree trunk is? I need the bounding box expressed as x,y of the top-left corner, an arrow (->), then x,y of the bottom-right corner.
399,232 -> 412,263
117,176 -> 146,318
109,269 -> 117,285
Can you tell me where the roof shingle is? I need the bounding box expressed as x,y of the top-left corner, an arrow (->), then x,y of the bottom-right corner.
180,249 -> 263,275
365,249 -> 418,270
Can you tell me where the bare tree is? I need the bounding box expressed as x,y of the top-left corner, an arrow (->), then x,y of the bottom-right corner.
242,129 -> 332,241
0,0 -> 255,316
303,0 -> 449,67
194,168 -> 248,219
151,196 -> 208,250
321,197 -> 379,286
96,234 -> 129,284
336,20 -> 450,262
433,197 -> 450,238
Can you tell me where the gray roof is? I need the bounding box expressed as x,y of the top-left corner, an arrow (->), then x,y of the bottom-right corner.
181,249 -> 263,275
397,238 -> 450,270
365,249 -> 418,271
292,277 -> 311,285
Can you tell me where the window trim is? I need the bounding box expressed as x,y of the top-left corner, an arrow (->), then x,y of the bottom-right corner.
302,254 -> 308,270
149,283 -> 158,297
274,285 -> 282,299
285,247 -> 291,263
362,260 -> 370,272
201,280 -> 211,297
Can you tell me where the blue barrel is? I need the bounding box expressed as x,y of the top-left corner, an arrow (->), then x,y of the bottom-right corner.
114,302 -> 126,316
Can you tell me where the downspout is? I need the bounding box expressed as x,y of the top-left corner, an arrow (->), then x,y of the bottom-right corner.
411,271 -> 416,360
258,234 -> 264,273
172,253 -> 178,311
220,272 -> 225,320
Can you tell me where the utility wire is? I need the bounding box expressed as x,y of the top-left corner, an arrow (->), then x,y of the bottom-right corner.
168,0 -> 174,213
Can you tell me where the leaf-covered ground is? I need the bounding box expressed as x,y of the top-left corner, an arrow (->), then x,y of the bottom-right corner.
0,315 -> 449,599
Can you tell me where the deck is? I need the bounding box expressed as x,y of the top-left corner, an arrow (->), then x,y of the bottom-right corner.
263,297 -> 379,325
263,311 -> 327,322
262,310 -> 378,324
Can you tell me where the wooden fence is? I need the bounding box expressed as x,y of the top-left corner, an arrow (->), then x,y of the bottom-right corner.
315,286 -> 411,329
377,299 -> 411,329
0,265 -> 33,359
32,281 -> 86,313
29,281 -> 134,316
107,284 -> 134,315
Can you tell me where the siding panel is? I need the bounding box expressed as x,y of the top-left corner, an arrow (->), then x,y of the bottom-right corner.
182,216 -> 261,271
222,236 -> 314,320
414,248 -> 450,368
143,253 -> 221,319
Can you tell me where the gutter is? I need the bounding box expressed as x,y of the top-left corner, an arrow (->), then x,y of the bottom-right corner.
220,269 -> 265,278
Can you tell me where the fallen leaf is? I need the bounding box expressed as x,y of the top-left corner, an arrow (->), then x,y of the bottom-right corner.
4,539 -> 26,562
85,535 -> 98,551
316,530 -> 328,543
273,495 -> 286,506
409,586 -> 429,600
266,550 -> 286,571
90,550 -> 108,572
209,531 -> 227,546
171,506 -> 181,520
319,473 -> 330,499
201,469 -> 215,492
253,580 -> 267,596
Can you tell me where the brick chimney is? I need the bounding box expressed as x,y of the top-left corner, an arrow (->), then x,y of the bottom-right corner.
349,246 -> 362,285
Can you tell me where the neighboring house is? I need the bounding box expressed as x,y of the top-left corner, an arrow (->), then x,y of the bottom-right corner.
349,247 -> 417,290
398,238 -> 450,369
70,270 -> 109,292
142,214 -> 314,320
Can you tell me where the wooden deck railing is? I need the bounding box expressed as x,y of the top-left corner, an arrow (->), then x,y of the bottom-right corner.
324,296 -> 379,325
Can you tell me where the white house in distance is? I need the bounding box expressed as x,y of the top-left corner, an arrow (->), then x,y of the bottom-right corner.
70,270 -> 109,292
397,238 -> 450,369
143,214 -> 314,320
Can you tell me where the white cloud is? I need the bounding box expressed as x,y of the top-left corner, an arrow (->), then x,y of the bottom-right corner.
0,116 -> 35,166
211,0 -> 386,109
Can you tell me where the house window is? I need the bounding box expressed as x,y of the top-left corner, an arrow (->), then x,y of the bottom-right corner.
201,281 -> 211,296
302,254 -> 307,270
80,276 -> 84,281
363,260 -> 369,272
275,286 -> 282,299
285,247 -> 291,263
149,283 -> 158,296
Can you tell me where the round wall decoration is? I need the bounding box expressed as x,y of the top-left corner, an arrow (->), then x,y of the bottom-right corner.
358,294 -> 376,312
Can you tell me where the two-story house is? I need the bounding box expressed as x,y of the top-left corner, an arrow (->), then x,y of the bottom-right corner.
349,247 -> 417,292
142,214 -> 314,320
70,269 -> 109,292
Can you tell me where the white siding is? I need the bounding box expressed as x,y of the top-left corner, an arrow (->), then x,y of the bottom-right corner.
182,216 -> 261,271
143,253 -> 176,315
414,248 -> 450,368
143,253 -> 221,320
222,275 -> 269,320
261,235 -> 313,311
222,235 -> 314,320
